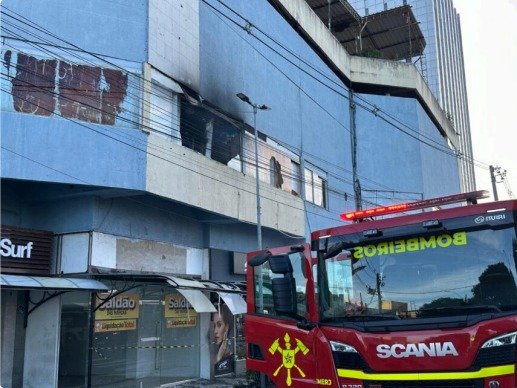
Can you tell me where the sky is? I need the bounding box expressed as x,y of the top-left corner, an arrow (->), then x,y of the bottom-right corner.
453,0 -> 516,201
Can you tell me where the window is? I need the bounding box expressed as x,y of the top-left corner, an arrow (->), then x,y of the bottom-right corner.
150,82 -> 181,143
90,284 -> 201,386
8,51 -> 131,125
304,166 -> 327,208
291,161 -> 301,196
269,156 -> 283,188
180,96 -> 243,171
243,135 -> 301,195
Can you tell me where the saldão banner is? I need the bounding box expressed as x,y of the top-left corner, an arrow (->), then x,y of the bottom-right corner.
164,293 -> 198,328
94,292 -> 139,333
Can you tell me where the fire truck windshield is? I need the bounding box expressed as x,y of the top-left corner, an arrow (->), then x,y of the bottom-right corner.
319,226 -> 517,322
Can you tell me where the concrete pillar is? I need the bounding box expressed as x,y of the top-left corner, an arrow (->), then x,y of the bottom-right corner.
23,291 -> 61,388
1,291 -> 18,388
200,248 -> 212,379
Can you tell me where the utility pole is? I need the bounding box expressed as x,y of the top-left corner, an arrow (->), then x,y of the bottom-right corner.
489,165 -> 499,201
489,165 -> 514,200
376,272 -> 384,313
236,93 -> 270,250
349,89 -> 362,210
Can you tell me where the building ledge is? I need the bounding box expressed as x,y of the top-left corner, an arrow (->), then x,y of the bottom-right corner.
145,134 -> 305,237
270,0 -> 459,148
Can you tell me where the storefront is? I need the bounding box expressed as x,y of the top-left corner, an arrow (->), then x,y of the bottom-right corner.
1,225 -> 108,388
2,227 -> 247,387
71,275 -> 247,387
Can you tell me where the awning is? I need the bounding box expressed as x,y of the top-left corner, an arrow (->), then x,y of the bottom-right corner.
166,276 -> 207,290
217,292 -> 247,315
0,274 -> 108,291
164,276 -> 217,313
82,270 -> 246,313
177,289 -> 217,313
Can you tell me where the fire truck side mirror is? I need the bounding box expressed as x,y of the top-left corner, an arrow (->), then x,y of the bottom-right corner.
272,277 -> 297,316
248,251 -> 272,267
269,254 -> 293,274
324,241 -> 347,259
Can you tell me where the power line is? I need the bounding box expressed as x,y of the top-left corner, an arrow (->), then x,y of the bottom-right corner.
1,79 -> 363,224
0,13 -> 351,194
200,0 -> 490,170
0,4 -> 453,200
0,14 -> 387,203
1,3 -> 484,209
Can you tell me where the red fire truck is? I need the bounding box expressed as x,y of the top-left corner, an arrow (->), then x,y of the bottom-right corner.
246,190 -> 517,387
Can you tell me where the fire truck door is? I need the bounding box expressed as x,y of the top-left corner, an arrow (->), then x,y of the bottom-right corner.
246,244 -> 321,387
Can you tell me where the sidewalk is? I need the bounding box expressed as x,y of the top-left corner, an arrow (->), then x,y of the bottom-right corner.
175,376 -> 254,387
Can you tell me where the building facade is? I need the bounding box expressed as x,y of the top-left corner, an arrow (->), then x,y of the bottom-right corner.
348,0 -> 476,192
1,0 -> 460,386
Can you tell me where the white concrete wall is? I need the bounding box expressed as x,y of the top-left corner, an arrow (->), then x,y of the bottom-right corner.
148,0 -> 199,89
145,133 -> 305,237
1,291 -> 17,387
89,232 -> 207,276
59,233 -> 90,273
23,293 -> 61,388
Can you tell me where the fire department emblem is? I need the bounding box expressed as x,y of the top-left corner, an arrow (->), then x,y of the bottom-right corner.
269,333 -> 309,386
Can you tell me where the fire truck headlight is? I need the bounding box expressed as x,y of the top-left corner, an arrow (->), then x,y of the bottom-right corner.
330,341 -> 358,353
481,331 -> 517,348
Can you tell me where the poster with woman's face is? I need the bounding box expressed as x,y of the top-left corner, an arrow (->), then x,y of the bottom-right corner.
210,303 -> 234,376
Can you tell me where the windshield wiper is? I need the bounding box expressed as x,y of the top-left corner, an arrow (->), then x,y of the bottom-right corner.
418,305 -> 502,318
323,313 -> 400,323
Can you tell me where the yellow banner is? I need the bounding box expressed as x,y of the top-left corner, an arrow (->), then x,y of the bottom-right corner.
94,319 -> 136,332
95,293 -> 139,320
164,294 -> 197,328
166,316 -> 197,328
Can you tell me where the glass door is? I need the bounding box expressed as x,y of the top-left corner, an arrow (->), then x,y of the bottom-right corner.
136,286 -> 163,387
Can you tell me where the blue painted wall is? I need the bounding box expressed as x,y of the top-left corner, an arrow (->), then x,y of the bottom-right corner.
1,0 -> 462,251
1,112 -> 147,189
1,0 -> 148,63
355,93 -> 460,203
199,0 -> 354,234
1,0 -> 148,191
199,0 -> 461,235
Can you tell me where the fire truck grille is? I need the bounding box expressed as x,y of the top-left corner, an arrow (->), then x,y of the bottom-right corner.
364,381 -> 482,388
471,344 -> 516,368
332,351 -> 371,371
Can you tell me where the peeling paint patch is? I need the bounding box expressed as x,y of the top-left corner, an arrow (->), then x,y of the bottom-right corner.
59,63 -> 102,123
13,53 -> 57,116
101,68 -> 128,125
11,52 -> 128,125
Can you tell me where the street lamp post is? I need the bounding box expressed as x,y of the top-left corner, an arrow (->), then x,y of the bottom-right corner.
236,93 -> 270,250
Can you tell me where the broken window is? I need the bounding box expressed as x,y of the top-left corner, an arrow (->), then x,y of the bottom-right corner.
305,165 -> 328,208
58,64 -> 127,125
269,157 -> 283,189
180,96 -> 242,170
243,133 -> 301,195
